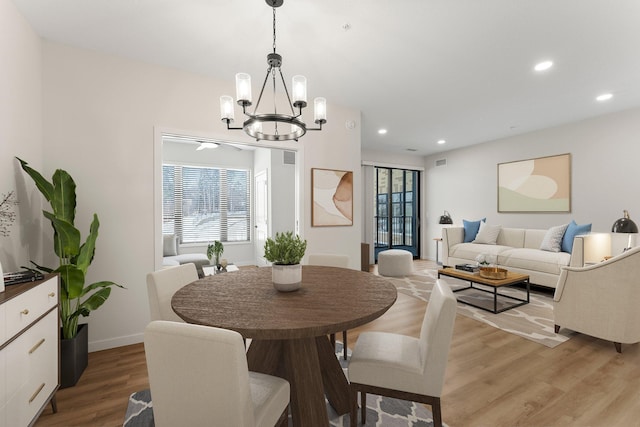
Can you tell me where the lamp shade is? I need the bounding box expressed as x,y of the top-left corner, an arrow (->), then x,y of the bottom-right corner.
439,211 -> 453,225
612,210 -> 639,233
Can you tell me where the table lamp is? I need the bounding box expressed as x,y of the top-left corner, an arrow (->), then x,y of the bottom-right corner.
611,210 -> 638,251
439,210 -> 453,225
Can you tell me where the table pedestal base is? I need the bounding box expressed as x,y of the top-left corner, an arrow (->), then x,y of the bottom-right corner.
247,336 -> 351,427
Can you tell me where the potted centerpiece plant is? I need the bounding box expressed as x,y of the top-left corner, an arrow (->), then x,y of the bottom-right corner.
263,231 -> 307,292
207,240 -> 224,270
17,158 -> 124,388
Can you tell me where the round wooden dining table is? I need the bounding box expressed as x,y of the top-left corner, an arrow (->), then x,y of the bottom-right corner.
171,265 -> 397,427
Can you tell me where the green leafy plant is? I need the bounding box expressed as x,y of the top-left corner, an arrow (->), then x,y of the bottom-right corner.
207,240 -> 224,264
263,231 -> 307,265
17,157 -> 124,340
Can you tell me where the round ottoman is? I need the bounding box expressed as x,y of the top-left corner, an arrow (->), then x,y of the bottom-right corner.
378,249 -> 413,277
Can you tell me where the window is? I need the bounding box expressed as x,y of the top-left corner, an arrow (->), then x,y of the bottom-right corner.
163,164 -> 251,243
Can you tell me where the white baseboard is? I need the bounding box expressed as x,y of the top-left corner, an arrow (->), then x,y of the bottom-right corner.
89,332 -> 144,353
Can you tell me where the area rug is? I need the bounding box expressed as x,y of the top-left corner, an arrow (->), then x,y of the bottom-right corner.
123,343 -> 442,427
389,268 -> 574,348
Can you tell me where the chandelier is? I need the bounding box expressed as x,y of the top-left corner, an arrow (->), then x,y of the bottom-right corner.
219,0 -> 326,142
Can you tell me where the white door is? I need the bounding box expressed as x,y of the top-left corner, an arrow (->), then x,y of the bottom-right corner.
254,170 -> 269,266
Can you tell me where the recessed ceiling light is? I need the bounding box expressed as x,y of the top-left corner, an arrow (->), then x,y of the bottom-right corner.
378,129 -> 387,135
437,139 -> 446,145
596,93 -> 613,102
534,61 -> 553,72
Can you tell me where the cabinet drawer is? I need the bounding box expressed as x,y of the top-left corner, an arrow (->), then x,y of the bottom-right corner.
4,277 -> 57,339
5,310 -> 58,404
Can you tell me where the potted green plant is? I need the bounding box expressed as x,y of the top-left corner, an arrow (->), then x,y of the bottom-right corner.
17,157 -> 124,387
263,231 -> 307,292
207,240 -> 224,269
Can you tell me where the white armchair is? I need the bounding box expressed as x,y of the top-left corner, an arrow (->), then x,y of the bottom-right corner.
554,245 -> 640,353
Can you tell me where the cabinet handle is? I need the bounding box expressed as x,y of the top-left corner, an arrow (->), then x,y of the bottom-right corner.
48,292 -> 55,297
21,309 -> 29,315
29,383 -> 46,404
29,338 -> 46,354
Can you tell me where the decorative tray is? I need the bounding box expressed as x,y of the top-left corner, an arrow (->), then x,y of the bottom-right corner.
479,266 -> 507,280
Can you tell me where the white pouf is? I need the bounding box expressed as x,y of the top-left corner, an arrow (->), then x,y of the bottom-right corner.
378,249 -> 413,277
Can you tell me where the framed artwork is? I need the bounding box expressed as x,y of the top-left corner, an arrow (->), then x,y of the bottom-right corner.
497,153 -> 571,212
311,168 -> 353,226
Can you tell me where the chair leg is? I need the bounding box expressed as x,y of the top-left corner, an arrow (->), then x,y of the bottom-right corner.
330,333 -> 336,350
360,391 -> 367,424
554,325 -> 560,333
615,342 -> 622,353
431,397 -> 442,427
343,330 -> 348,360
350,388 -> 358,426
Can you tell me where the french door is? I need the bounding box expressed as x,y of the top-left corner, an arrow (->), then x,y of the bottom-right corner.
374,167 -> 420,261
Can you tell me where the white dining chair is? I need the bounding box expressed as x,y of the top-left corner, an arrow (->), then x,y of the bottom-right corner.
348,279 -> 457,427
144,321 -> 290,427
146,263 -> 198,322
307,253 -> 350,359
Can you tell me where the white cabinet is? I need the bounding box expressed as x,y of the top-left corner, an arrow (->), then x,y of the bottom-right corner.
0,275 -> 59,427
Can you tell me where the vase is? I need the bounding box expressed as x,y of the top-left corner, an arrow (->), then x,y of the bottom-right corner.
60,323 -> 89,388
272,264 -> 302,292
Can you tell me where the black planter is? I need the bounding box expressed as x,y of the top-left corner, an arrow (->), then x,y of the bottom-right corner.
60,323 -> 89,388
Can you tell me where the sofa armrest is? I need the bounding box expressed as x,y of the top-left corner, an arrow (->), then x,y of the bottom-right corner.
568,235 -> 585,267
442,227 -> 464,266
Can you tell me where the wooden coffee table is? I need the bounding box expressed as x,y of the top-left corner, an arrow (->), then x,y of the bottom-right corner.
437,267 -> 530,314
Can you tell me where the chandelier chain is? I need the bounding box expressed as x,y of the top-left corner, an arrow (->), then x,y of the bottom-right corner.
272,6 -> 277,54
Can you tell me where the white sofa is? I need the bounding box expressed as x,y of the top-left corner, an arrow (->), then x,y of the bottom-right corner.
163,234 -> 210,276
442,227 -> 587,288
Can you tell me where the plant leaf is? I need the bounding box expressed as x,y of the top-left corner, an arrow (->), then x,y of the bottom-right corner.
16,157 -> 54,202
44,211 -> 81,258
80,280 -> 125,298
51,169 -> 76,224
75,288 -> 112,317
76,214 -> 99,273
56,264 -> 85,300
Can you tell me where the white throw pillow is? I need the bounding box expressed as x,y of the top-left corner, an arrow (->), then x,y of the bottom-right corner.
473,223 -> 502,245
163,234 -> 178,256
540,224 -> 569,252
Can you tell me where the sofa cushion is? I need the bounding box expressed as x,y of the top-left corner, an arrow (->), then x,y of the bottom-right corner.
463,218 -> 486,243
163,234 -> 178,256
562,220 -> 592,253
499,248 -> 571,275
473,223 -> 502,245
540,224 -> 569,252
449,243 -> 512,261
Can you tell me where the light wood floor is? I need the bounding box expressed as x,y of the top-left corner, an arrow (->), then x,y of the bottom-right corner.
35,260 -> 640,427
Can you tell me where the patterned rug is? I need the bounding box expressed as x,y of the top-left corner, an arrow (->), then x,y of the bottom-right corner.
123,342 -> 442,427
389,268 -> 574,348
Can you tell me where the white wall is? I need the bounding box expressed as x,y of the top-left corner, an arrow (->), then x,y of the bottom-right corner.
37,41 -> 361,351
0,0 -> 43,271
424,107 -> 640,260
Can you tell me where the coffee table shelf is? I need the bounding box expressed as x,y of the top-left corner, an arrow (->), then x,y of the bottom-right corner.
437,267 -> 530,314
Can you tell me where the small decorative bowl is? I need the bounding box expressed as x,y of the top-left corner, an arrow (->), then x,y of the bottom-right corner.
479,266 -> 508,280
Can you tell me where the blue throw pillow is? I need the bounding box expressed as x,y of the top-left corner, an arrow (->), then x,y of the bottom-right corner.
561,220 -> 592,253
463,218 -> 486,243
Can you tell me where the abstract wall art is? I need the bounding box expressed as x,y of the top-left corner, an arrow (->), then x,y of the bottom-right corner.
311,168 -> 353,226
498,153 -> 571,212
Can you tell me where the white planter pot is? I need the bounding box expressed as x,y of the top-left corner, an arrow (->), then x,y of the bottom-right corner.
272,264 -> 302,292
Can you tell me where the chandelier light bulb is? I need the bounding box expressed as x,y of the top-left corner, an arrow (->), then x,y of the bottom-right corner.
219,96 -> 235,121
235,73 -> 252,104
292,75 -> 307,104
314,97 -> 327,123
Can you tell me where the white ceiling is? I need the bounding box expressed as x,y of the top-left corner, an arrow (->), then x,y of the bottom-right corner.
11,0 -> 640,156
